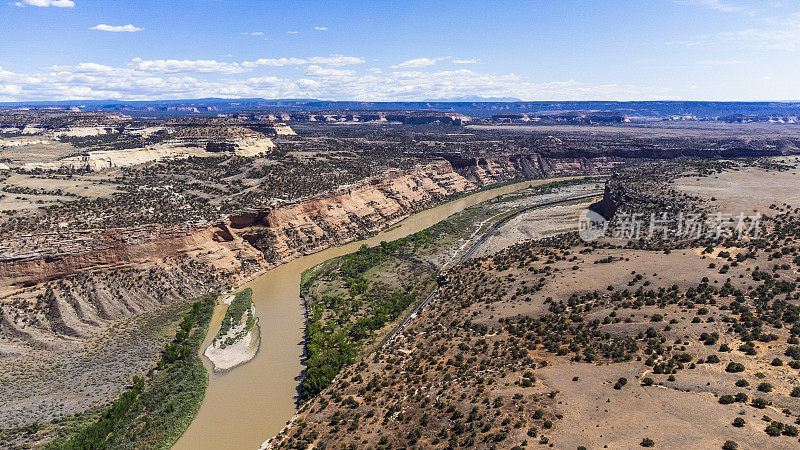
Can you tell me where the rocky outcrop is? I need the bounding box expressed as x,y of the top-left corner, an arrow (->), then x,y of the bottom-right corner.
589,182 -> 619,221
21,138 -> 275,171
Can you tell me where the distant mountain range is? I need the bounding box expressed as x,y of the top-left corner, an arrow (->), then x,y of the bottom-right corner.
423,96 -> 523,102
3,98 -> 800,119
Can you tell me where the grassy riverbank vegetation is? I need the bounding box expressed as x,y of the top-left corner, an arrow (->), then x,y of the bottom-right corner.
301,239 -> 428,399
299,178 -> 602,400
213,288 -> 255,347
44,295 -> 215,449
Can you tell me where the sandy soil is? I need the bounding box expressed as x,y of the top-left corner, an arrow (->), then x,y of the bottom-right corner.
0,172 -> 120,212
674,157 -> 800,214
0,302 -> 190,428
427,182 -> 604,268
266,157 -> 800,449
473,198 -> 596,258
540,360 -> 797,449
0,139 -> 76,164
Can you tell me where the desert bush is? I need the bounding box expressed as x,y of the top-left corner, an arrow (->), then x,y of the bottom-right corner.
725,362 -> 745,373
719,395 -> 735,405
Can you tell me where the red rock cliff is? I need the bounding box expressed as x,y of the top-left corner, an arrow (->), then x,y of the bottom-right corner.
0,155 -> 619,297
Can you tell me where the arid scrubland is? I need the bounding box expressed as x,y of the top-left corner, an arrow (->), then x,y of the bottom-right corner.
268,157 -> 800,449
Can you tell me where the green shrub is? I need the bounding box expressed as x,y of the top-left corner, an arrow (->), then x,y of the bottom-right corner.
751,397 -> 770,409
718,395 -> 735,405
765,422 -> 783,437
725,362 -> 745,373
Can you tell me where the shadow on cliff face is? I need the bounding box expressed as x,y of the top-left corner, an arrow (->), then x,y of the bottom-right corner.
588,180 -> 618,221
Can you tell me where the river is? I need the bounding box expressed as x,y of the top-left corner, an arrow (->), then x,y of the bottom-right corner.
174,177 -> 576,449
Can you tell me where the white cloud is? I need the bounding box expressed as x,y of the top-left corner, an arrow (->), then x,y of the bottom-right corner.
129,58 -> 246,74
15,0 -> 74,7
391,58 -> 439,69
286,31 -> 298,34
314,26 -> 328,31
0,83 -> 23,99
91,24 -> 144,32
51,62 -> 127,75
242,55 -> 365,67
452,59 -> 478,64
671,8 -> 800,51
241,57 -> 307,67
69,56 -> 368,76
0,60 -> 668,102
308,56 -> 365,66
305,65 -> 356,78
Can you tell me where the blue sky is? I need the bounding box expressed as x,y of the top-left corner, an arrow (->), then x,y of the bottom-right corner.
2,0 -> 800,101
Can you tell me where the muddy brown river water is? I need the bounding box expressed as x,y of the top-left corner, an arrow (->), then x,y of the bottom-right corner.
174,177 -> 576,449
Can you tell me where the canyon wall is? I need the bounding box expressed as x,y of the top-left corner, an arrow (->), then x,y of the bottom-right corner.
0,154 -> 619,299
0,224 -> 261,295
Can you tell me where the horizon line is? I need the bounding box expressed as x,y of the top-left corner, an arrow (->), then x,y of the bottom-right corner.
3,98 -> 800,105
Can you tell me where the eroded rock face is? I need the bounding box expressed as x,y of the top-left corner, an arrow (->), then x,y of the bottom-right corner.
237,155 -> 619,263
0,155 -> 617,299
0,224 -> 261,296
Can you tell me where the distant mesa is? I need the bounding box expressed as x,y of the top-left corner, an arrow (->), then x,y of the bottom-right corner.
424,95 -> 523,102
233,109 -> 472,126
0,111 -> 291,171
490,111 -> 629,124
